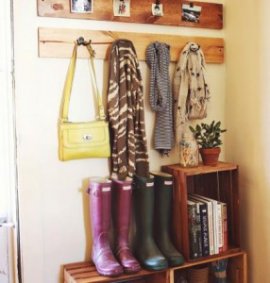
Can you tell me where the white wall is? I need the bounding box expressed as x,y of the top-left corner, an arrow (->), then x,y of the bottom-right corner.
225,1 -> 270,282
0,2 -> 18,282
13,0 -> 225,282
0,0 -> 16,223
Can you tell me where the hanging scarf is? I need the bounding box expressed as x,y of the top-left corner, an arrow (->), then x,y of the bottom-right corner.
146,42 -> 174,155
173,42 -> 210,143
107,39 -> 149,181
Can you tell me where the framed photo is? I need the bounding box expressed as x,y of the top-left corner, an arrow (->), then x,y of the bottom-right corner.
152,3 -> 164,17
113,0 -> 131,17
70,0 -> 93,13
182,4 -> 202,23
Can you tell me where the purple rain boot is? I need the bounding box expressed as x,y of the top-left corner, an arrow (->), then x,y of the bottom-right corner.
88,178 -> 123,277
112,179 -> 141,273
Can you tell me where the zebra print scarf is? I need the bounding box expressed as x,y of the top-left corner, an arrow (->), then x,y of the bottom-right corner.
146,42 -> 174,155
107,39 -> 149,180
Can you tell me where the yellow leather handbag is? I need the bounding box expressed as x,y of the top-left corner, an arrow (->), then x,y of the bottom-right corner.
58,40 -> 110,161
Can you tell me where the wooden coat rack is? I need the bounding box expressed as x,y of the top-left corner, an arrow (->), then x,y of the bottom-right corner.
38,27 -> 224,64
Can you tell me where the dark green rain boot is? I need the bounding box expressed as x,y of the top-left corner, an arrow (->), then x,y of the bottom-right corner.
133,175 -> 168,271
152,172 -> 184,267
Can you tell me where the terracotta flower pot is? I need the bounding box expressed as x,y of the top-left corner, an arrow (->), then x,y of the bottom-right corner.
199,147 -> 221,166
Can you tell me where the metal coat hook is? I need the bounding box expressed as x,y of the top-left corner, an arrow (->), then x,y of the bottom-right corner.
187,42 -> 201,52
76,37 -> 96,56
76,36 -> 91,46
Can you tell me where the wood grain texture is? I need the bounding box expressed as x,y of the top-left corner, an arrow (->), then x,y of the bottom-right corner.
162,162 -> 240,261
63,261 -> 165,283
165,162 -> 237,176
38,27 -> 224,63
227,252 -> 248,283
63,252 -> 247,282
37,0 -> 223,29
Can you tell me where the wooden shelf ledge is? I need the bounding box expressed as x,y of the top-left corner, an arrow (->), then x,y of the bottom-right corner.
38,27 -> 224,64
162,162 -> 238,176
37,0 -> 223,30
64,261 -> 168,283
63,251 -> 246,283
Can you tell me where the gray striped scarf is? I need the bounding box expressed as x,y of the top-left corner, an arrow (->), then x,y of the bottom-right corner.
146,42 -> 174,155
107,39 -> 149,180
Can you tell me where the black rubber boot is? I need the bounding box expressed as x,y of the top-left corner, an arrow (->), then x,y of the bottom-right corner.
133,175 -> 168,271
152,172 -> 185,267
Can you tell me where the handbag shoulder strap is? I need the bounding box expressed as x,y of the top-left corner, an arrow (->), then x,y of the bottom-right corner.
60,41 -> 105,122
86,44 -> 106,120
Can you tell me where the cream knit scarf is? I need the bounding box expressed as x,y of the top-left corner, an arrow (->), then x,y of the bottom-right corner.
173,42 -> 210,143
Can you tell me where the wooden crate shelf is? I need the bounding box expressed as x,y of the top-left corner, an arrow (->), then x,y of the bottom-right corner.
162,162 -> 240,262
63,251 -> 247,283
165,162 -> 238,176
63,262 -> 170,283
173,251 -> 247,283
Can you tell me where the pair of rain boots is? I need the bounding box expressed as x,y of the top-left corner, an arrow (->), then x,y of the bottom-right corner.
133,172 -> 184,270
88,178 -> 141,277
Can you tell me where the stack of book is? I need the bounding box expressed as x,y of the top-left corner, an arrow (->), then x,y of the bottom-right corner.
187,194 -> 228,259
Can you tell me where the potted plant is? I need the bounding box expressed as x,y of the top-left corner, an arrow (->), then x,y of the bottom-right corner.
189,120 -> 226,166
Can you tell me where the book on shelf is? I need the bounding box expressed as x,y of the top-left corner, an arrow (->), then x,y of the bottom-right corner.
190,194 -> 218,255
187,200 -> 202,259
221,201 -> 228,252
216,200 -> 228,253
190,194 -> 214,255
190,194 -> 228,255
217,201 -> 223,253
189,196 -> 210,257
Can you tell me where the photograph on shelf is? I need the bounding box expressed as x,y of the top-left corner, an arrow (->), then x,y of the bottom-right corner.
151,3 -> 164,17
113,0 -> 131,17
70,0 -> 93,13
182,3 -> 202,23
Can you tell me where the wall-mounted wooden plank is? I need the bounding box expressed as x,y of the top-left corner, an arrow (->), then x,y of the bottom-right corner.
38,27 -> 224,64
37,0 -> 223,30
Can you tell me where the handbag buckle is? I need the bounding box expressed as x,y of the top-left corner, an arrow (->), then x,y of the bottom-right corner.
83,134 -> 93,141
